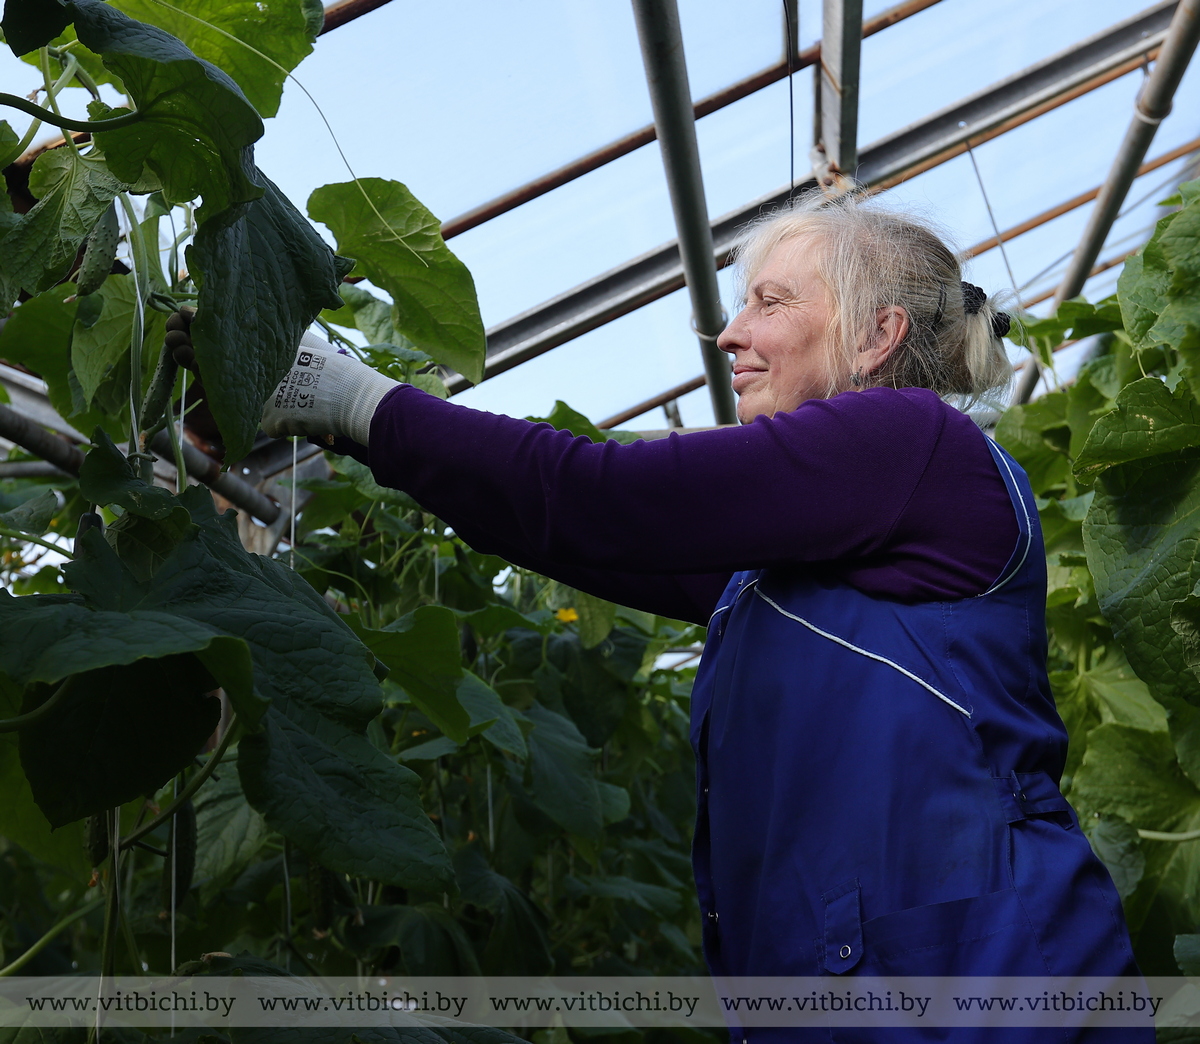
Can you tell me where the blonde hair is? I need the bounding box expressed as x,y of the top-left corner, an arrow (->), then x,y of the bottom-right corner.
732,193 -> 1012,400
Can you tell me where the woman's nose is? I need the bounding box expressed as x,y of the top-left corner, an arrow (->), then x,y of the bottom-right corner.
717,311 -> 747,354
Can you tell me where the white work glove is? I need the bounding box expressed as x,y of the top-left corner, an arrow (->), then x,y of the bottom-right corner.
261,332 -> 399,445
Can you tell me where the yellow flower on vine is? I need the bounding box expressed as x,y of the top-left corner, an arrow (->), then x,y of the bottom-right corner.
555,607 -> 579,623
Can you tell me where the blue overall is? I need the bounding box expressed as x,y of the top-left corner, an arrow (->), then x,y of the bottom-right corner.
689,439 -> 1148,1042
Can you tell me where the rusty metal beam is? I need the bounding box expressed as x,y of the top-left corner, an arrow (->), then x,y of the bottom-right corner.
598,374 -> 707,429
320,0 -> 395,34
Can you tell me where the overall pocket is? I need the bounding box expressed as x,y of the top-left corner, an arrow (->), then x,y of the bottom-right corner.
859,886 -> 1045,976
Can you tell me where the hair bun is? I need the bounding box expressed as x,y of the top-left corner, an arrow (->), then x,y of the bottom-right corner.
990,311 -> 1011,338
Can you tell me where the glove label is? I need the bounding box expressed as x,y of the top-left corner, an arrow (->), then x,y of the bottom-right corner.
274,351 -> 327,410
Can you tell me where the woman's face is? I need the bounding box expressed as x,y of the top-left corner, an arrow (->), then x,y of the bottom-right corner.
717,238 -> 837,424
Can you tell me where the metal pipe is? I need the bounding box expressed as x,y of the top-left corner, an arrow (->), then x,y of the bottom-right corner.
1015,0 -> 1200,403
815,0 -> 864,176
0,402 -> 281,524
630,0 -> 737,424
0,404 -> 86,476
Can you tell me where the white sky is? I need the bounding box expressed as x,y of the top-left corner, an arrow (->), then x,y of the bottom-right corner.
3,0 -> 1198,426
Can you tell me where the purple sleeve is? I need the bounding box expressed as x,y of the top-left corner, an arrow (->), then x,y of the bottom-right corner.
360,384 -> 1018,620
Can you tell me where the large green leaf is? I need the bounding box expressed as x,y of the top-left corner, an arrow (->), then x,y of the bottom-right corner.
352,606 -> 471,744
73,0 -> 263,214
457,670 -> 527,759
0,529 -> 254,825
454,842 -> 552,975
1117,180 -> 1200,374
309,179 -> 485,383
1072,722 -> 1200,835
994,391 -> 1071,495
187,170 -> 345,461
342,902 -> 480,974
1075,378 -> 1200,479
1072,721 -> 1200,949
126,488 -> 450,889
112,0 -> 313,118
70,272 -> 167,409
1,0 -> 71,55
1119,214 -> 1180,350
0,676 -> 87,875
78,428 -> 178,519
1084,453 -> 1200,706
0,283 -> 113,434
18,651 -> 221,826
0,148 -> 123,307
238,707 -> 449,890
565,872 -> 682,918
0,490 -> 60,536
1084,815 -> 1145,900
524,702 -> 603,840
1,0 -> 73,55
191,759 -> 269,896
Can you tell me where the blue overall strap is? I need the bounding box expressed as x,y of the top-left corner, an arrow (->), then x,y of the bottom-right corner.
979,436 -> 1035,596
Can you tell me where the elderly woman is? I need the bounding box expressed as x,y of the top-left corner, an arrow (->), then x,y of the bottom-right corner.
252,197 -> 1145,1034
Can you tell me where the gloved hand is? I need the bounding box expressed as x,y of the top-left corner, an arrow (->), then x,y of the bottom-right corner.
260,332 -> 399,445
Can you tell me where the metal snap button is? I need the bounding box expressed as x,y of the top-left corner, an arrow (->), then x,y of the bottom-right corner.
839,944 -> 852,959
708,910 -> 718,923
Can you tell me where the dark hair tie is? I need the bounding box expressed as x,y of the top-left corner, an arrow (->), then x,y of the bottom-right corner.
961,281 -> 1011,339
961,281 -> 987,314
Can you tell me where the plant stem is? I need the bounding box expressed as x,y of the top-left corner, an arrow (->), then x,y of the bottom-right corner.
117,192 -> 148,466
39,49 -> 79,156
0,897 -> 104,975
1138,827 -> 1200,842
100,810 -> 120,979
165,387 -> 188,495
120,717 -> 238,850
0,526 -> 74,558
0,92 -> 144,133
0,676 -> 75,733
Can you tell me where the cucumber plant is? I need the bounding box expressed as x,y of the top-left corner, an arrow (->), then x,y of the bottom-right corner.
995,178 -> 1200,977
0,2 -> 712,1034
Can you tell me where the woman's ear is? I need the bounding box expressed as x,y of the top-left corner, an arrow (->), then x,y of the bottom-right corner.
858,305 -> 909,377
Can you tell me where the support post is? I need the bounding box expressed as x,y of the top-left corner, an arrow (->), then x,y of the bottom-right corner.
1015,0 -> 1200,403
812,0 -> 864,190
630,0 -> 737,425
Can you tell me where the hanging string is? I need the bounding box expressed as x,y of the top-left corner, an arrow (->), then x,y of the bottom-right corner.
486,762 -> 494,850
782,0 -> 796,193
280,841 -> 292,971
965,142 -> 1019,298
289,436 -> 298,569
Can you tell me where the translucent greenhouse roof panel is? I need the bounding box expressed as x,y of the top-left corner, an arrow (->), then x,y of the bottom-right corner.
258,0 -> 793,233
856,0 -> 1161,148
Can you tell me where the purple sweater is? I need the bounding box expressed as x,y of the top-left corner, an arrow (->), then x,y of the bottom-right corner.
348,384 -> 1017,625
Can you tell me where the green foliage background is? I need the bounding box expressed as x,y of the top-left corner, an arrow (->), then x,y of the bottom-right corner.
0,7 -> 711,1043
